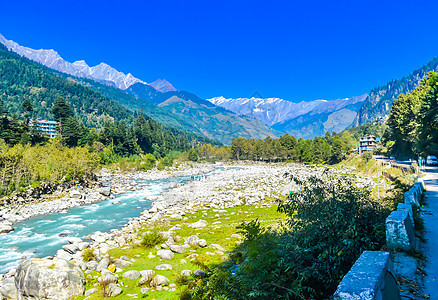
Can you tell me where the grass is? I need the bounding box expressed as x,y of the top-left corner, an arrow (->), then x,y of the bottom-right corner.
74,197 -> 286,299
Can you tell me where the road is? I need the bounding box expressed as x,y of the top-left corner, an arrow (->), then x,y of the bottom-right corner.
421,165 -> 438,297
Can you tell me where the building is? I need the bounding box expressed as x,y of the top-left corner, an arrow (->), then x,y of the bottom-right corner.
31,118 -> 57,138
359,135 -> 377,154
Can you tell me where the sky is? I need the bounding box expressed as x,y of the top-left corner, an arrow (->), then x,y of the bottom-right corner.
1,0 -> 438,102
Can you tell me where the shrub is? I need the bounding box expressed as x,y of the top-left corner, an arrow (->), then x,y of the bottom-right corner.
188,172 -> 389,299
140,231 -> 166,248
81,247 -> 95,262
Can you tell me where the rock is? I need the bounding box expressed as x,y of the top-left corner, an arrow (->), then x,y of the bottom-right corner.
139,270 -> 155,280
181,270 -> 191,277
151,275 -> 169,287
85,288 -> 98,296
98,270 -> 117,285
198,239 -> 207,247
189,219 -> 208,228
62,244 -> 79,254
180,259 -> 187,264
86,260 -> 98,271
185,235 -> 200,247
77,242 -> 90,251
120,255 -> 130,261
56,249 -> 73,261
114,259 -> 132,268
155,264 -> 172,271
231,234 -> 242,239
98,187 -> 111,196
0,277 -> 17,299
0,223 -> 14,234
106,283 -> 123,297
14,258 -> 85,300
140,287 -> 150,294
69,190 -> 82,199
122,270 -> 141,279
169,245 -> 187,254
208,244 -> 225,251
108,264 -> 116,273
67,237 -> 82,244
156,250 -> 174,260
169,213 -> 183,220
194,269 -> 206,277
96,258 -> 109,272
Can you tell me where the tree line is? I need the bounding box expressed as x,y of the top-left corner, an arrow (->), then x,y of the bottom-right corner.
385,71 -> 438,157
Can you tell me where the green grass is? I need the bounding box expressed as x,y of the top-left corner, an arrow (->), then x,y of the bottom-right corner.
74,198 -> 286,299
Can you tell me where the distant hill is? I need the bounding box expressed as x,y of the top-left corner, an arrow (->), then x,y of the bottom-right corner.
0,43 -> 219,146
354,57 -> 438,126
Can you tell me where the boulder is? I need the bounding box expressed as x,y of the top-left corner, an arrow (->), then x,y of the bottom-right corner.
208,244 -> 225,251
62,244 -> 79,255
198,239 -> 207,247
114,259 -> 132,268
98,187 -> 111,197
122,270 -> 141,279
194,269 -> 206,277
155,264 -> 172,271
86,261 -> 98,271
169,245 -> 187,254
0,223 -> 14,234
106,283 -> 122,297
14,258 -> 85,300
185,235 -> 200,248
189,219 -> 208,228
85,288 -> 98,297
150,275 -> 169,287
156,250 -> 174,260
69,190 -> 82,199
56,249 -> 72,261
0,277 -> 17,299
181,270 -> 191,277
96,258 -> 109,272
98,270 -> 117,285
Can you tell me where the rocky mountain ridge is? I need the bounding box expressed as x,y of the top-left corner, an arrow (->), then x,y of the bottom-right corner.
0,33 -> 176,93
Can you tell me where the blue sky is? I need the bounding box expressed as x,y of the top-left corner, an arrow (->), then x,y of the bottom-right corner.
1,0 -> 438,102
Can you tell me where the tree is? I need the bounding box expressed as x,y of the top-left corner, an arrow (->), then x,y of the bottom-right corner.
22,99 -> 33,125
52,96 -> 73,135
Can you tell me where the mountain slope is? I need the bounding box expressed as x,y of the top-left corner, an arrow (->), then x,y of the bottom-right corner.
74,77 -> 281,144
207,96 -> 326,126
0,33 -> 175,93
273,97 -> 366,139
354,57 -> 438,126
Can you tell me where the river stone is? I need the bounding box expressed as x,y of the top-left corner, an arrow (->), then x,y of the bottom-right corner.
155,264 -> 172,271
67,237 -> 82,244
181,270 -> 191,277
208,244 -> 225,251
0,277 -> 17,299
98,270 -> 117,285
96,258 -> 109,272
150,275 -> 169,287
169,245 -> 186,254
14,258 -> 85,300
140,287 -> 150,294
139,270 -> 155,282
56,249 -> 73,261
156,250 -> 174,260
69,190 -> 82,199
194,269 -> 206,277
106,283 -> 122,297
114,259 -> 132,268
85,288 -> 98,296
122,270 -> 141,279
189,219 -> 208,228
198,239 -> 207,247
185,235 -> 200,247
0,223 -> 13,234
86,261 -> 98,271
98,187 -> 111,197
77,242 -> 90,251
62,244 -> 79,254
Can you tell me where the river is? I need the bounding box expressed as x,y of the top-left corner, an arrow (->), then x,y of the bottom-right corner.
0,168 -> 222,274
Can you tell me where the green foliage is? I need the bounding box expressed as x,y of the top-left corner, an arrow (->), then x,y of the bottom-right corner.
188,173 -> 388,299
187,148 -> 198,162
81,248 -> 95,262
140,231 -> 166,248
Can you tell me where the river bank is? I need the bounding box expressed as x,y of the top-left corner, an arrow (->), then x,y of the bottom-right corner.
0,163 -> 216,234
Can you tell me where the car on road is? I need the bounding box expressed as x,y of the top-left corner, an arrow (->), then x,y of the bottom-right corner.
427,155 -> 437,166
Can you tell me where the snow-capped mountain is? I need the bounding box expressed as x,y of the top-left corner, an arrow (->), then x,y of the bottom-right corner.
0,33 -> 176,92
207,96 -> 326,126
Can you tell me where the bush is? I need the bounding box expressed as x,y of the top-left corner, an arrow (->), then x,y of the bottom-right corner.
81,247 -> 95,262
188,172 -> 389,299
140,231 -> 166,248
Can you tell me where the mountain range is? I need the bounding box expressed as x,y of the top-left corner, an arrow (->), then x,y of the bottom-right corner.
1,31 -> 438,142
0,33 -> 176,93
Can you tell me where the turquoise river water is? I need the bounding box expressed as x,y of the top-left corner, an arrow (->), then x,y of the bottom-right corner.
0,167 -> 224,273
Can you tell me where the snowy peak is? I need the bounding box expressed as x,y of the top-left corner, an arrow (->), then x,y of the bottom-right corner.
207,96 -> 326,126
149,79 -> 177,92
0,33 -> 175,92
